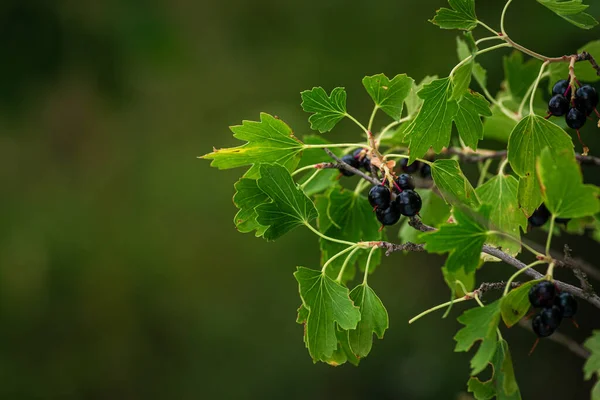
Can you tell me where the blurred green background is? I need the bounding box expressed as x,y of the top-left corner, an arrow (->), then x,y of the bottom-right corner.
1,0 -> 600,398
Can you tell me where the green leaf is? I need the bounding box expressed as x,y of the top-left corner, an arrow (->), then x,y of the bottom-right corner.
255,164 -> 318,240
468,339 -> 521,400
405,76 -> 438,118
504,52 -> 543,101
324,328 -> 360,367
404,78 -> 458,162
500,281 -> 538,327
362,74 -> 414,120
454,301 -> 501,375
457,36 -> 487,89
430,0 -> 478,31
576,41 -> 600,82
399,189 -> 450,243
584,331 -> 600,379
518,174 -> 543,217
294,267 -> 361,362
297,135 -> 342,196
233,177 -> 269,236
319,188 -> 383,281
451,62 -> 473,100
301,87 -> 347,133
455,91 -> 492,149
507,115 -> 573,178
537,0 -> 598,29
348,283 -> 389,358
203,113 -> 304,173
423,204 -> 491,276
431,159 -> 480,208
538,148 -> 600,219
476,175 -> 527,256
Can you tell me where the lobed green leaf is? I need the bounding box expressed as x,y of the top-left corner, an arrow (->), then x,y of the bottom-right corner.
362,74 -> 414,120
348,283 -> 389,358
301,87 -> 347,133
537,0 -> 598,29
430,0 -> 478,31
431,159 -> 480,208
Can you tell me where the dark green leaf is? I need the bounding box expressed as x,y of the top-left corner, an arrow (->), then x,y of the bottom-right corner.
255,164 -> 318,240
537,0 -> 598,29
457,36 -> 487,89
294,267 -> 361,363
203,113 -> 303,173
468,339 -> 521,400
431,159 -> 480,208
507,115 -> 573,178
362,74 -> 414,120
423,205 -> 491,276
451,62 -> 473,100
301,87 -> 347,133
348,283 -> 389,358
504,52 -> 543,101
538,148 -> 600,219
404,78 -> 458,162
454,301 -> 501,375
476,175 -> 527,256
430,0 -> 478,30
455,91 -> 492,149
584,331 -> 600,382
233,177 -> 269,236
518,174 -> 543,217
500,281 -> 538,327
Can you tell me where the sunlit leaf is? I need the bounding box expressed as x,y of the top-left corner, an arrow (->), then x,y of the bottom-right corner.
301,87 -> 347,133
362,74 -> 414,120
537,0 -> 598,29
430,0 -> 478,31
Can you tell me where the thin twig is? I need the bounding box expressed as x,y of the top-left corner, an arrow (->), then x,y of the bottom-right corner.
322,148 -> 380,186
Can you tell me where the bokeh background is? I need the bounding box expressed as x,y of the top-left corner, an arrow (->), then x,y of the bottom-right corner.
1,0 -> 600,399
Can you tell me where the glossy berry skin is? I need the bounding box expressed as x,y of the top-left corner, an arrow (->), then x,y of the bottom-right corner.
361,156 -> 371,171
528,204 -> 550,227
532,306 -> 562,338
552,79 -> 571,97
376,200 -> 401,226
529,281 -> 556,308
368,185 -> 391,209
395,174 -> 415,191
396,190 -> 422,217
420,163 -> 432,179
575,85 -> 599,115
566,108 -> 587,130
400,158 -> 420,174
340,154 -> 360,176
555,292 -> 578,318
548,94 -> 569,116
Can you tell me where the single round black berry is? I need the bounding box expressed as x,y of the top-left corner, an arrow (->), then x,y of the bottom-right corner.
529,281 -> 556,308
361,156 -> 371,171
420,163 -> 432,179
532,306 -> 562,338
376,200 -> 401,226
575,85 -> 598,116
368,185 -> 391,210
400,158 -> 420,174
565,107 -> 587,130
548,94 -> 569,116
396,190 -> 422,217
552,79 -> 571,97
528,204 -> 550,227
395,174 -> 415,191
554,292 -> 578,318
340,154 -> 360,176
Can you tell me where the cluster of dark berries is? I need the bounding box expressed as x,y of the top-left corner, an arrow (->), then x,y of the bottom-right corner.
399,158 -> 432,179
529,281 -> 578,338
527,203 -> 571,228
547,79 -> 598,130
339,149 -> 371,176
368,173 -> 422,226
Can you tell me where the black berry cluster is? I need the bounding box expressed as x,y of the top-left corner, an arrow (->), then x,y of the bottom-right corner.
368,172 -> 422,226
339,149 -> 371,176
547,79 -> 598,130
400,158 -> 432,179
527,203 -> 571,228
529,281 -> 578,338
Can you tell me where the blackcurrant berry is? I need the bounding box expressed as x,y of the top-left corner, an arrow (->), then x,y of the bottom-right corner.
575,85 -> 599,116
529,281 -> 556,308
548,94 -> 569,116
532,306 -> 562,338
528,204 -> 550,227
565,108 -> 586,130
420,163 -> 432,179
340,154 -> 360,176
554,292 -> 578,318
396,190 -> 422,217
376,200 -> 401,226
361,156 -> 371,171
395,174 -> 415,191
552,79 -> 571,97
368,185 -> 391,210
400,158 -> 420,174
